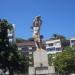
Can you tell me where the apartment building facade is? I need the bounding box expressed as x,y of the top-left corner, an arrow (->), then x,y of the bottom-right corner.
45,39 -> 62,54
16,40 -> 36,66
70,37 -> 75,47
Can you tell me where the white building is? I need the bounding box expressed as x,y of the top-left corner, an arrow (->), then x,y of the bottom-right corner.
70,37 -> 75,47
45,39 -> 62,54
7,24 -> 16,44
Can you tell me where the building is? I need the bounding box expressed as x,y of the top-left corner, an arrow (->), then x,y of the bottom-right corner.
7,24 -> 16,44
16,40 -> 36,66
16,38 -> 46,66
45,39 -> 62,54
70,37 -> 75,47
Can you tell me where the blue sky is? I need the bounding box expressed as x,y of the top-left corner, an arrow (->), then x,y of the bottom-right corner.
0,0 -> 75,39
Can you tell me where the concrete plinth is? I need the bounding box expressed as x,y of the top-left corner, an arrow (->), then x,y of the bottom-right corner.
29,50 -> 55,75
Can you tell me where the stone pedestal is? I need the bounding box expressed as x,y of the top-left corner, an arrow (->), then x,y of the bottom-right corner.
29,50 -> 55,75
34,50 -> 48,67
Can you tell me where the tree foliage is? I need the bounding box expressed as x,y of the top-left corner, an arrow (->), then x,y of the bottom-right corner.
52,34 -> 66,40
54,46 -> 75,74
16,38 -> 26,43
0,19 -> 28,74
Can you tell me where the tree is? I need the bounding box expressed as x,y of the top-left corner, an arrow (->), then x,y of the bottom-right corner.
40,35 -> 44,39
0,19 -> 17,73
16,38 -> 26,43
50,34 -> 66,40
53,34 -> 66,40
0,19 -> 12,63
9,49 -> 28,74
53,46 -> 75,74
0,19 -> 28,74
28,37 -> 34,41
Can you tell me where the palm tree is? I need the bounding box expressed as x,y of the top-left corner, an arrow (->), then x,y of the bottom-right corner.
53,34 -> 65,40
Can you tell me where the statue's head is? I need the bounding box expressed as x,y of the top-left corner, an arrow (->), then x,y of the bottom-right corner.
33,16 -> 42,28
35,16 -> 41,21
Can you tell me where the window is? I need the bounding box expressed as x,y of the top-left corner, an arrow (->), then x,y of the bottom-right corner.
22,46 -> 29,52
72,43 -> 75,46
9,39 -> 13,43
48,43 -> 53,46
56,47 -> 62,51
54,42 -> 61,46
32,47 -> 36,51
71,40 -> 75,46
18,48 -> 22,50
29,47 -> 32,50
47,47 -> 55,51
71,40 -> 75,43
